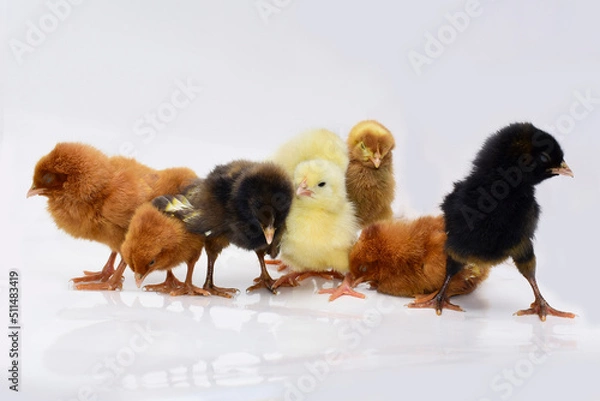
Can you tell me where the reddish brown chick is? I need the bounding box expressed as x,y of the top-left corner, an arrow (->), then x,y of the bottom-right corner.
27,142 -> 197,290
346,120 -> 396,227
121,203 -> 209,296
349,216 -> 489,299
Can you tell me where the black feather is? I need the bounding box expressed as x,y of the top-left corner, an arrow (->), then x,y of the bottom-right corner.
160,160 -> 293,256
442,122 -> 566,261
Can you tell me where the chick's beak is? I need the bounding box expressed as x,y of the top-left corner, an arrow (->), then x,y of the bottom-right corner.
296,178 -> 313,197
26,185 -> 46,198
370,152 -> 382,169
134,273 -> 146,288
262,225 -> 275,245
550,161 -> 574,178
352,275 -> 366,286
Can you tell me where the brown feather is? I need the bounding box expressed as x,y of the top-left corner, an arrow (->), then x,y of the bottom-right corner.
345,120 -> 396,227
121,203 -> 204,279
29,142 -> 197,253
349,216 -> 490,298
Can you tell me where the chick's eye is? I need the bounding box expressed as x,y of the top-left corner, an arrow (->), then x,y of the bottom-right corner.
359,142 -> 367,150
360,265 -> 367,273
540,152 -> 551,163
318,182 -> 326,187
148,259 -> 156,267
42,173 -> 55,184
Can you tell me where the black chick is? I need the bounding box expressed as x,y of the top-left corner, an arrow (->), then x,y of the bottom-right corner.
410,122 -> 575,321
154,160 -> 294,294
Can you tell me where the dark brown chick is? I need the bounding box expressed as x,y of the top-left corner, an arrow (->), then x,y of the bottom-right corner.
350,215 -> 489,299
346,120 -> 396,227
27,142 -> 197,290
154,160 -> 294,294
121,203 -> 210,296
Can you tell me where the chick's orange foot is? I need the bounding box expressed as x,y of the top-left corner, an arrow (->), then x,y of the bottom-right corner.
272,270 -> 345,290
74,260 -> 127,291
247,278 -> 274,294
169,283 -> 210,297
70,252 -> 117,283
318,275 -> 366,301
271,272 -> 303,289
515,299 -> 576,321
74,277 -> 124,291
143,271 -> 185,294
407,291 -> 464,315
204,284 -> 239,298
265,259 -> 289,272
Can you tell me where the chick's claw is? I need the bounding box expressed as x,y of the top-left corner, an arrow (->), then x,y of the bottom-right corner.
143,274 -> 185,294
169,283 -> 211,297
265,259 -> 290,273
515,300 -> 576,321
318,276 -> 366,302
74,278 -> 123,291
71,271 -> 112,283
71,252 -> 117,283
408,291 -> 464,314
204,285 -> 239,299
272,273 -> 305,289
301,271 -> 344,281
247,276 -> 279,294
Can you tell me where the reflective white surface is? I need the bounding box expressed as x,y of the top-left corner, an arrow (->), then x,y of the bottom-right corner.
1,236 -> 599,401
2,1 -> 600,400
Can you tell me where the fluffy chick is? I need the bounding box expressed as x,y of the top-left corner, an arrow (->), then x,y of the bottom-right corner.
346,120 -> 396,227
349,215 -> 489,299
271,128 -> 349,177
410,123 -> 575,320
27,142 -> 197,290
155,161 -> 294,293
121,203 -> 209,296
275,159 -> 362,300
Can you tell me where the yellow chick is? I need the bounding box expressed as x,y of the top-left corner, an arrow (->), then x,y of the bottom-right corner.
271,128 -> 349,177
274,159 -> 364,301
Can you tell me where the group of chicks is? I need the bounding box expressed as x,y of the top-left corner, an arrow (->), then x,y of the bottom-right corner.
28,121 -> 576,321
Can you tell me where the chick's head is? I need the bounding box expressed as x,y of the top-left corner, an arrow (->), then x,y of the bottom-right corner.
122,203 -> 189,287
231,163 -> 294,249
348,120 -> 395,169
27,142 -> 112,199
474,122 -> 574,185
293,159 -> 347,211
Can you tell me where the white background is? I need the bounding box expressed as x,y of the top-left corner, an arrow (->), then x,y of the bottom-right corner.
2,1 -> 600,400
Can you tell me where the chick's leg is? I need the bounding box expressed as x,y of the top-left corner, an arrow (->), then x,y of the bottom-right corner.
318,273 -> 366,301
513,253 -> 576,321
247,250 -> 278,293
169,261 -> 210,297
143,270 -> 184,294
71,251 -> 117,283
75,258 -> 127,291
408,256 -> 464,314
202,241 -> 238,298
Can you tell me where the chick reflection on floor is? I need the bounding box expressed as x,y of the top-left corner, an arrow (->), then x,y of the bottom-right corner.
47,290 -> 351,398
48,291 -> 272,398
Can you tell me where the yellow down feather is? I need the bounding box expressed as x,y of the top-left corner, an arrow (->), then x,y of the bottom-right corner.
271,128 -> 349,177
279,159 -> 359,273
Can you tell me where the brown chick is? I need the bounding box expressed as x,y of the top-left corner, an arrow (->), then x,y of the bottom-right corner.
349,215 -> 490,300
27,142 -> 197,290
346,120 -> 396,228
121,203 -> 213,296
